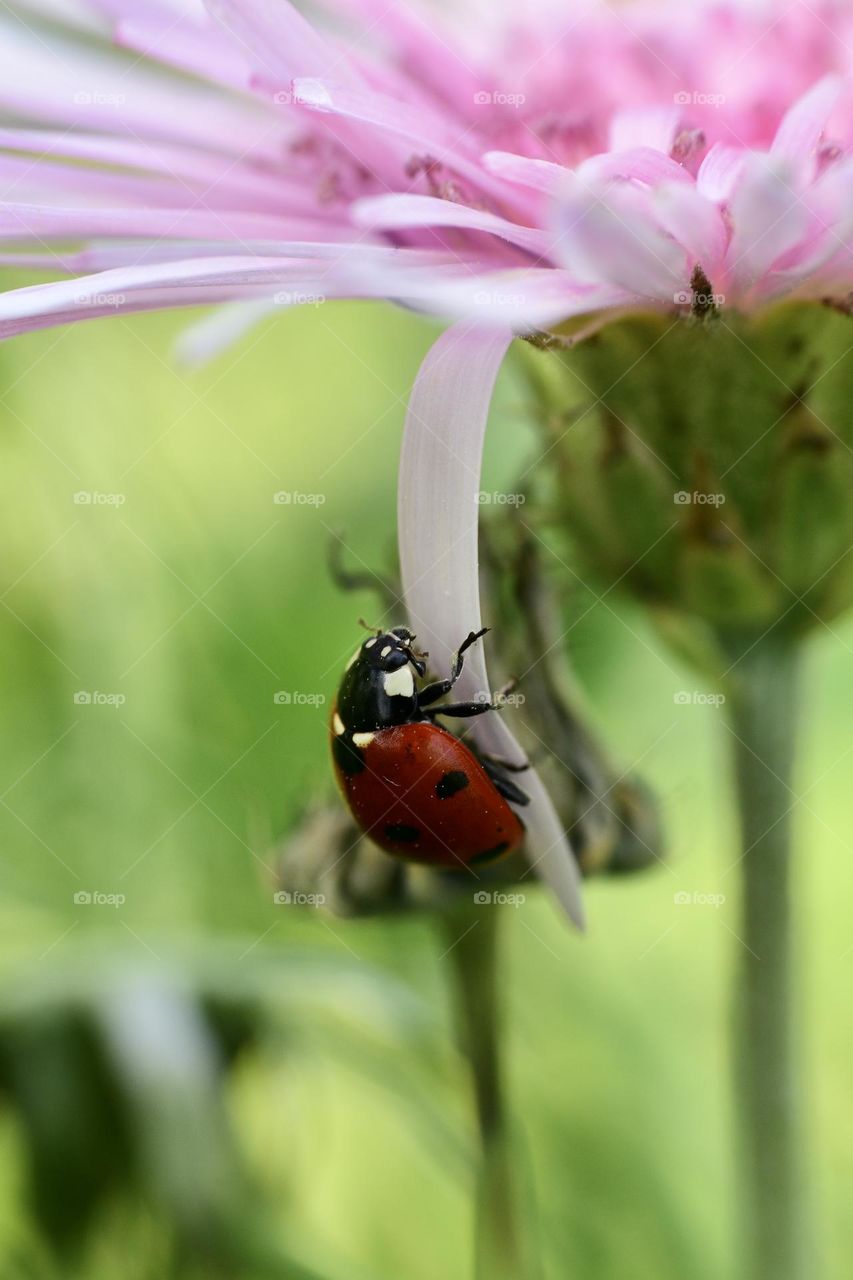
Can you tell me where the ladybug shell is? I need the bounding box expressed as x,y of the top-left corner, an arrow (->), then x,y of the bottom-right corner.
332,719 -> 524,869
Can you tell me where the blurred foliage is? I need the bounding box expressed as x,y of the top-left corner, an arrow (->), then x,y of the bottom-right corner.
0,296 -> 852,1278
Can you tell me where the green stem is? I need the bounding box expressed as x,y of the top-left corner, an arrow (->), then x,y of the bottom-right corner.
725,635 -> 808,1280
441,907 -> 525,1280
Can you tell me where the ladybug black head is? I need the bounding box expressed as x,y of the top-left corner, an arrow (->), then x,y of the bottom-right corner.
360,628 -> 428,678
335,626 -> 428,734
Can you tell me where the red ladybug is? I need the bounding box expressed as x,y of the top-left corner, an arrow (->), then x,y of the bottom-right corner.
330,626 -> 528,869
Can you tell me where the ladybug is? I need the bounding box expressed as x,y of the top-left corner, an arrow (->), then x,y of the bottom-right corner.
330,625 -> 529,869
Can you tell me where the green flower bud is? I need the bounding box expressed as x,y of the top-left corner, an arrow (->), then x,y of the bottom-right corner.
522,301 -> 853,643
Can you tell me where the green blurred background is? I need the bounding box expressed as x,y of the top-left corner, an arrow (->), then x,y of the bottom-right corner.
1,295 -> 851,1279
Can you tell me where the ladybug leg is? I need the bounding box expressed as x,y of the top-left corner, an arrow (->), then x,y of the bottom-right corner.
423,699 -> 494,719
478,752 -> 531,773
417,627 -> 489,708
479,757 -> 531,806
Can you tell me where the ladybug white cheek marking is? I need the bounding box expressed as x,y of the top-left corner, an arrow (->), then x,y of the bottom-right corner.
383,666 -> 414,699
352,731 -> 375,747
332,712 -> 345,735
364,637 -> 377,649
380,645 -> 392,657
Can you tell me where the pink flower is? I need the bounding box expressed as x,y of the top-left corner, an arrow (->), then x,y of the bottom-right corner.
3,0 -> 852,924
2,0 -> 851,338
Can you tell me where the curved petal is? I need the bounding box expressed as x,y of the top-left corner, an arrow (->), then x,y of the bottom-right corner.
204,0 -> 360,87
727,156 -> 809,290
577,146 -> 691,188
291,79 -> 515,207
552,178 -> 688,300
482,151 -> 567,195
770,73 -> 843,186
696,143 -> 748,202
352,193 -> 548,256
398,321 -> 585,929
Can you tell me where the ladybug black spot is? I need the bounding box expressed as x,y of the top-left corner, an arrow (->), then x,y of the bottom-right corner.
435,769 -> 470,800
469,841 -> 510,865
384,823 -> 421,843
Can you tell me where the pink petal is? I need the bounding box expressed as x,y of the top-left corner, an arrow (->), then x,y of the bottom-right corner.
652,181 -> 728,274
291,79 -> 515,208
608,105 -> 681,154
0,127 -> 299,213
552,179 -> 688,300
0,246 -> 466,337
174,298 -> 278,365
0,15 -> 280,159
352,194 -> 548,257
0,202 -> 345,243
398,322 -> 585,928
727,156 -> 809,290
115,16 -> 253,90
770,74 -> 843,186
696,144 -> 748,202
203,0 -> 359,87
482,151 -> 567,195
578,146 -> 692,188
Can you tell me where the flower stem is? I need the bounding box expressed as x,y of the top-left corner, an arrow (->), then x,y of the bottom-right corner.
725,635 -> 807,1280
441,907 -> 526,1280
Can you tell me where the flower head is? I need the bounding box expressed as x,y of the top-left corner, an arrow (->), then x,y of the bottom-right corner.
4,0 -> 853,925
1,0 -> 852,338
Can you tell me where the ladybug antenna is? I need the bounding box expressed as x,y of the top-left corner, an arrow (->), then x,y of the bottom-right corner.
357,617 -> 383,635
